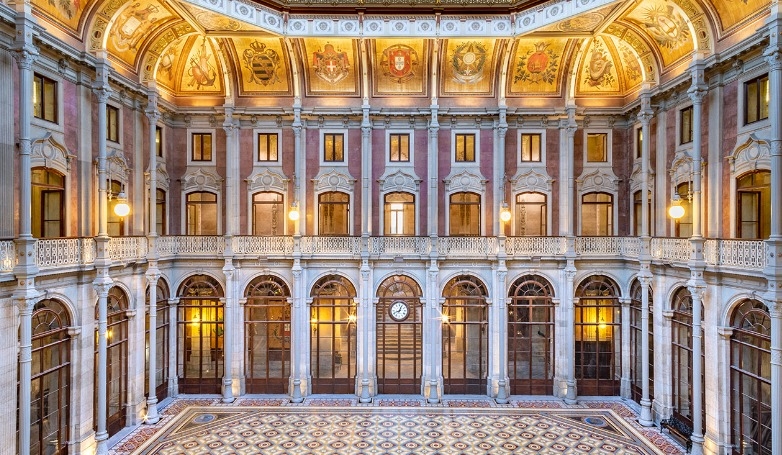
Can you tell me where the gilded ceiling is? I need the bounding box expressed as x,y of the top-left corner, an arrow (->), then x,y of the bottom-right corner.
21,0 -> 772,105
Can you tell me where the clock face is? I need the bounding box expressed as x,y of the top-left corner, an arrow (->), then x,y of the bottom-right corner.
389,301 -> 409,321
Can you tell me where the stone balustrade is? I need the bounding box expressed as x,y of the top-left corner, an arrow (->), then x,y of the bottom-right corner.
0,236 -> 770,276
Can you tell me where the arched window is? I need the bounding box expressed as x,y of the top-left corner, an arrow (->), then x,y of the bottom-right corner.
449,192 -> 481,236
674,183 -> 692,238
515,192 -> 547,236
252,191 -> 284,236
508,274 -> 554,395
736,170 -> 771,239
145,279 -> 170,400
671,287 -> 705,430
20,299 -> 71,455
376,275 -> 423,394
575,275 -> 621,396
94,287 -> 129,437
107,180 -> 125,237
31,167 -> 65,238
318,192 -> 350,235
384,192 -> 415,235
581,192 -> 613,236
310,274 -> 357,394
177,275 -> 224,394
442,275 -> 488,394
245,275 -> 291,393
630,279 -> 653,404
186,191 -> 218,235
730,299 -> 771,455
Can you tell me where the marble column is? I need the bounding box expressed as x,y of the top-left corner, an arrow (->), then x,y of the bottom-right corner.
93,54 -> 113,455
562,105 -> 578,403
221,108 -> 238,403
144,87 -> 161,424
687,57 -> 708,455
12,10 -> 40,455
638,89 -> 655,426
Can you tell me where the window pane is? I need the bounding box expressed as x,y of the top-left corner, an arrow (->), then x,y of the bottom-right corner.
455,134 -> 475,162
107,106 -> 119,143
586,133 -> 607,162
253,192 -> 284,235
681,107 -> 693,144
390,134 -> 410,162
746,82 -> 759,124
384,192 -> 414,235
581,193 -> 613,236
324,134 -> 344,162
521,134 -> 541,162
449,192 -> 480,235
515,192 -> 546,236
156,127 -> 163,157
319,192 -> 349,235
759,76 -> 770,120
258,133 -> 278,161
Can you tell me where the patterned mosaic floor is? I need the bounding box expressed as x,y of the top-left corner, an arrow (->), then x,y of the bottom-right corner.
111,397 -> 685,455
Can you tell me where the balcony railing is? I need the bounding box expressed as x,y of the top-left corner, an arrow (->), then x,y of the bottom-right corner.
369,236 -> 431,256
705,239 -> 767,269
0,240 -> 15,272
158,236 -> 225,257
36,238 -> 96,269
437,237 -> 498,257
0,235 -> 770,276
233,236 -> 294,256
505,236 -> 566,257
650,237 -> 692,263
107,236 -> 148,262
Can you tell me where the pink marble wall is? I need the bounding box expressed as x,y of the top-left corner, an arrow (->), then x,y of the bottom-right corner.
612,128 -> 629,236
370,129 -> 385,235
168,128 -> 186,235
437,129 -> 451,235
479,129 -> 494,235
414,129 -> 429,235
238,128 -> 254,235
348,128 -> 362,235
546,128 -> 560,236
720,80 -> 739,236
305,128 -> 320,234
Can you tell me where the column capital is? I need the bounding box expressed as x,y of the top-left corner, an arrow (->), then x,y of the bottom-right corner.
93,86 -> 112,104
764,45 -> 782,71
717,326 -> 734,339
13,46 -> 38,70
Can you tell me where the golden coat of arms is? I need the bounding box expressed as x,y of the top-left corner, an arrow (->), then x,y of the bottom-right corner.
381,44 -> 418,83
312,43 -> 350,84
451,41 -> 487,84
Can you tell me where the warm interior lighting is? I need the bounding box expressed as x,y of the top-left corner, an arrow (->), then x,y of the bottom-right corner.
113,191 -> 130,217
191,315 -> 200,324
668,194 -> 685,219
441,313 -> 449,324
288,202 -> 300,221
499,204 -> 512,223
348,314 -> 357,324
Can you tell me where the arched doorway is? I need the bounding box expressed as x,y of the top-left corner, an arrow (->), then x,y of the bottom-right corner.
508,274 -> 554,395
177,275 -> 224,394
21,299 -> 71,455
245,275 -> 291,394
730,299 -> 771,454
376,275 -> 423,394
630,279 -> 653,404
146,279 -> 170,400
94,287 -> 129,437
310,274 -> 357,394
575,275 -> 621,396
442,275 -> 488,394
671,287 -> 705,430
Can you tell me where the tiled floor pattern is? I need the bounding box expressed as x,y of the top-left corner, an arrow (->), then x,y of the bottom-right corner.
110,397 -> 685,455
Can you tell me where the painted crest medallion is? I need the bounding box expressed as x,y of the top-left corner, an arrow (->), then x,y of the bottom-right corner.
243,41 -> 281,86
451,41 -> 487,83
381,44 -> 418,83
312,43 -> 351,84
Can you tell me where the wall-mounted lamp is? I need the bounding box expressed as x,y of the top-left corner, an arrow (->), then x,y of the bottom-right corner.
668,193 -> 685,219
113,191 -> 130,217
499,203 -> 512,223
288,201 -> 300,221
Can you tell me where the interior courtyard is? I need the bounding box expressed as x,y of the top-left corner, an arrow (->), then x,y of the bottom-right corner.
1,0 -> 781,453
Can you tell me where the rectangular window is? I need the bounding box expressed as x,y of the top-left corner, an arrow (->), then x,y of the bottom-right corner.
107,105 -> 120,143
33,73 -> 57,123
745,74 -> 770,125
680,106 -> 693,144
389,133 -> 410,162
521,133 -> 542,162
586,133 -> 607,162
191,133 -> 213,161
257,133 -> 279,161
455,134 -> 476,162
323,133 -> 344,162
156,127 -> 163,157
635,128 -> 643,160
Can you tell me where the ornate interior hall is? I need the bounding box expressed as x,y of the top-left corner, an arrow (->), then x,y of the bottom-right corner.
1,0 -> 781,453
